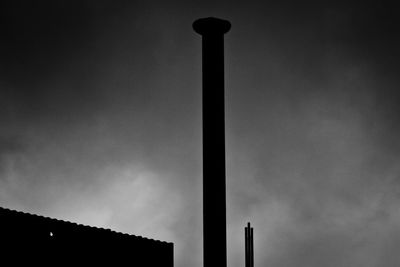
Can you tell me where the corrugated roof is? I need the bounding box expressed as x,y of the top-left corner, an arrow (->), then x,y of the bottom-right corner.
0,206 -> 172,244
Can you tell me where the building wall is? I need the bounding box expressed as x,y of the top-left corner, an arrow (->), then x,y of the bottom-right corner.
0,207 -> 173,266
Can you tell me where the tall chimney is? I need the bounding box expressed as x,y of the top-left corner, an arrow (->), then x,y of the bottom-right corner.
193,17 -> 231,267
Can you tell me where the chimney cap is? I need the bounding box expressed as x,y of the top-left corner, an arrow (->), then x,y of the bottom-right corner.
193,17 -> 231,35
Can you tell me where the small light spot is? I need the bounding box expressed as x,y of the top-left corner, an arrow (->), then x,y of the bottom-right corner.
50,232 -> 54,237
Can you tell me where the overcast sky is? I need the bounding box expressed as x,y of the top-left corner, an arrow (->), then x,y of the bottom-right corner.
1,1 -> 400,267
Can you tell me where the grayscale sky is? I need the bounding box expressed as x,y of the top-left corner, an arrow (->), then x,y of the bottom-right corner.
1,1 -> 400,267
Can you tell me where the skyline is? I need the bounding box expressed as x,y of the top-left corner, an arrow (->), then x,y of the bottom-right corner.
1,2 -> 400,267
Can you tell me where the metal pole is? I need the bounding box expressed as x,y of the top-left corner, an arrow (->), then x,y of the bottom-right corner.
193,17 -> 231,267
250,226 -> 254,267
245,222 -> 254,267
245,225 -> 249,267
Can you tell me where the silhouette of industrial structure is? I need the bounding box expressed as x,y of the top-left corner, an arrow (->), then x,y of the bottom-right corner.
0,207 -> 173,266
0,17 -> 234,267
193,17 -> 231,267
245,222 -> 254,267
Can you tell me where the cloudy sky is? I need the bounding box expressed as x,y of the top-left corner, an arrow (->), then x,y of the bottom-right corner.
1,1 -> 400,266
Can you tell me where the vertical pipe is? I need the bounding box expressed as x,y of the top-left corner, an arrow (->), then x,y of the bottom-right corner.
245,223 -> 254,267
250,227 -> 254,267
247,223 -> 250,267
246,223 -> 250,267
193,17 -> 231,267
245,226 -> 249,267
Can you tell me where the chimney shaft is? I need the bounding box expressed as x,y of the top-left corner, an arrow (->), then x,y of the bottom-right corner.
193,17 -> 231,267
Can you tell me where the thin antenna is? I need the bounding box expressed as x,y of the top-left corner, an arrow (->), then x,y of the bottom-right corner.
245,222 -> 254,267
250,226 -> 254,267
245,225 -> 249,267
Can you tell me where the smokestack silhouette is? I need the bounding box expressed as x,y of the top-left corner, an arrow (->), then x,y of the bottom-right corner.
193,17 -> 231,267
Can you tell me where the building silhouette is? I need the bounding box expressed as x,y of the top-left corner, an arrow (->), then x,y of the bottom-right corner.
0,17 -> 233,267
0,206 -> 173,266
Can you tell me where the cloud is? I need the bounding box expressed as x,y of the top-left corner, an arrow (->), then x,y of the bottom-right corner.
1,2 -> 400,267
224,49 -> 400,267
